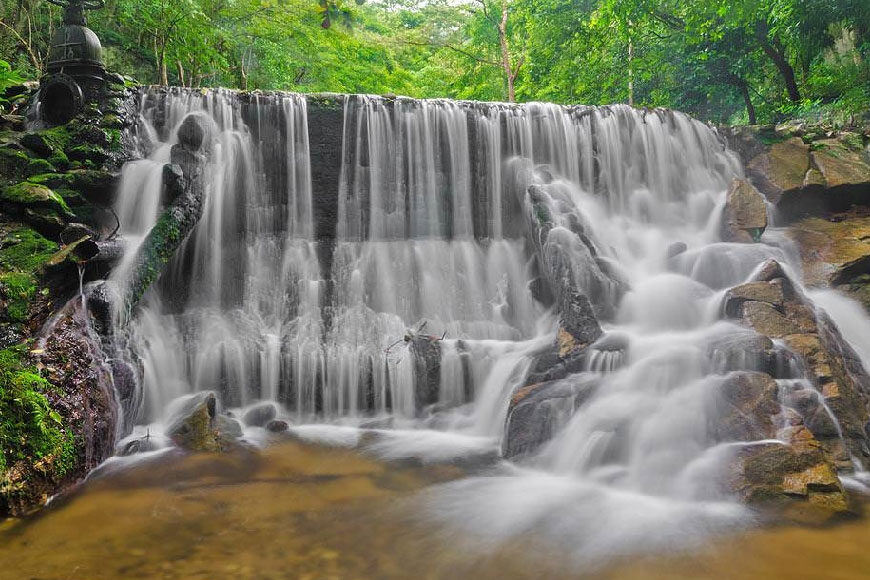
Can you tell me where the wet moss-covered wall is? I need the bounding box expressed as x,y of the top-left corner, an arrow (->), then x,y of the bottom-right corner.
0,72 -> 137,516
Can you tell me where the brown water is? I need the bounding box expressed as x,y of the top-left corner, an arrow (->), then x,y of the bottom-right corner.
2,442 -> 869,580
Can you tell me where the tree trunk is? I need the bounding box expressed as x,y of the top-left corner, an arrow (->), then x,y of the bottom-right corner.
499,0 -> 515,102
177,60 -> 185,87
121,148 -> 206,318
739,82 -> 757,124
158,37 -> 169,86
756,24 -> 800,103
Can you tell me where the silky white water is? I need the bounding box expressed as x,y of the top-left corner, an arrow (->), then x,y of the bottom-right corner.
110,90 -> 870,566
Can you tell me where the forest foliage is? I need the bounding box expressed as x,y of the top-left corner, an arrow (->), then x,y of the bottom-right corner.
1,0 -> 869,124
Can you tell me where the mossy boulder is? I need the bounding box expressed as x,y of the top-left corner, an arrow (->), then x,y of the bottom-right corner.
27,170 -> 118,206
0,146 -> 30,185
25,157 -> 55,176
0,227 -> 58,324
67,144 -> 110,166
1,182 -> 73,217
20,127 -> 71,159
166,392 -> 241,452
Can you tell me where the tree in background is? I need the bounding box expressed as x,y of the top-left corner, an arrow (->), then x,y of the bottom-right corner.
0,0 -> 867,123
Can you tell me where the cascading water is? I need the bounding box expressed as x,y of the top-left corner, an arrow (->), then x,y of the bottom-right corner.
110,89 -> 870,565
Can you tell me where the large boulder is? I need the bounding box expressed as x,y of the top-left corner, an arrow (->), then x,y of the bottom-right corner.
723,260 -> 870,464
721,178 -> 768,243
726,129 -> 870,221
525,183 -> 625,318
504,375 -> 599,458
746,137 -> 811,203
787,212 -> 870,313
723,280 -> 786,318
729,442 -> 849,522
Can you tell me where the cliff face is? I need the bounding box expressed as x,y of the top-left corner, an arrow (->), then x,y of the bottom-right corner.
724,123 -> 870,313
0,73 -> 137,516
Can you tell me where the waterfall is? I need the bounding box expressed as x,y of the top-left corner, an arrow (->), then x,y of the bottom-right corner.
110,89 -> 870,563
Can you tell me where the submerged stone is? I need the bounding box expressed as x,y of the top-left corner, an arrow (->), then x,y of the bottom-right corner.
242,402 -> 278,427
166,392 -> 220,452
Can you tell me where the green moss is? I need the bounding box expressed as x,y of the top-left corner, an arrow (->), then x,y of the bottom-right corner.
106,128 -> 122,152
21,127 -> 72,158
0,228 -> 58,322
26,157 -> 55,176
1,181 -> 72,215
102,114 -> 123,129
0,345 -> 76,487
307,93 -> 345,110
47,149 -> 70,171
757,127 -> 788,145
0,147 -> 29,184
840,132 -> 865,152
0,272 -> 37,322
67,144 -> 109,165
0,227 -> 58,272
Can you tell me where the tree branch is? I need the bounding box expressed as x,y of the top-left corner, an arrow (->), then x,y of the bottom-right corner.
0,18 -> 42,71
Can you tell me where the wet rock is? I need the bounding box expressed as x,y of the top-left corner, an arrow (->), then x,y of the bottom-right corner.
666,241 -> 687,259
162,163 -> 185,204
558,289 -> 603,351
721,178 -> 768,243
723,280 -> 785,318
811,139 -> 870,189
746,137 -> 810,202
529,276 -> 555,307
504,375 -> 599,458
713,372 -> 781,442
166,392 -> 220,452
177,114 -> 208,151
111,359 -> 138,403
787,212 -> 870,311
11,298 -> 120,516
266,419 -> 289,433
242,402 -> 278,427
730,442 -> 849,521
1,182 -> 73,217
708,333 -> 784,376
85,281 -> 120,334
214,415 -> 243,445
409,334 -> 441,413
741,301 -> 802,338
21,132 -> 57,158
831,254 -> 870,288
755,258 -> 787,282
726,261 -> 870,462
60,222 -> 96,245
